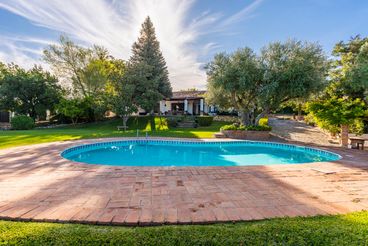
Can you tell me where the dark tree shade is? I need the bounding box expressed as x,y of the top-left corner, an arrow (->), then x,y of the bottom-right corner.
130,16 -> 172,101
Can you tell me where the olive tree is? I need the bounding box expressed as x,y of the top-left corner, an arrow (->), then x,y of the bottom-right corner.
206,48 -> 263,125
206,40 -> 328,126
259,40 -> 328,118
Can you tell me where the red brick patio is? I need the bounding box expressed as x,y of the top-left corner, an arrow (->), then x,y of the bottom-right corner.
0,138 -> 367,225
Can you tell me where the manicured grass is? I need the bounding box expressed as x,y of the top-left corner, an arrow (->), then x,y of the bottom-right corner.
1,211 -> 368,245
0,117 -> 228,149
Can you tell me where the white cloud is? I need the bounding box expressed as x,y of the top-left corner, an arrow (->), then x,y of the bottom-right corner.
0,0 -> 263,90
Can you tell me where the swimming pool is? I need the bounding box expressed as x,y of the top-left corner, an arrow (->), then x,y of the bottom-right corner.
61,140 -> 341,166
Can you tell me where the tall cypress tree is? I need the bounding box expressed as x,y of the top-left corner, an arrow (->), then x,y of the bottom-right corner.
130,16 -> 172,112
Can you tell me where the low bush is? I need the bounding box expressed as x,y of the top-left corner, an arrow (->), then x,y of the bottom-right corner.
304,114 -> 316,126
221,123 -> 271,131
11,115 -> 35,130
196,116 -> 214,126
259,118 -> 269,126
246,125 -> 272,131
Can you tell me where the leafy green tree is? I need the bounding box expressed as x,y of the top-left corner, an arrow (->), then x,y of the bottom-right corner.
347,42 -> 368,96
329,35 -> 368,99
306,97 -> 367,145
108,60 -> 138,129
0,65 -> 62,120
130,16 -> 172,112
260,40 -> 328,117
206,48 -> 263,125
305,36 -> 368,143
56,99 -> 84,124
206,40 -> 327,125
0,62 -> 6,81
43,35 -> 109,98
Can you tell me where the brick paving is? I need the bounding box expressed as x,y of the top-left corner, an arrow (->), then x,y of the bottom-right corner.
0,137 -> 367,225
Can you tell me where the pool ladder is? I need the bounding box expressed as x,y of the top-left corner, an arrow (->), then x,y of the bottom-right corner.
136,129 -> 149,139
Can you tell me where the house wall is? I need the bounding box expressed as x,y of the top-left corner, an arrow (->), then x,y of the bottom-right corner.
159,99 -> 211,115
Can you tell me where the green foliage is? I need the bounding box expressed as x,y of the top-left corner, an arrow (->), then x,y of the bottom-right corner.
304,114 -> 316,126
43,35 -> 109,98
260,40 -> 328,108
56,99 -> 85,124
206,40 -> 328,126
246,125 -> 272,131
221,123 -> 271,131
11,115 -> 35,130
258,118 -> 269,127
129,16 -> 172,112
108,59 -> 137,127
0,65 -> 62,119
330,35 -> 368,98
196,116 -> 214,126
206,48 -> 263,125
306,97 -> 367,128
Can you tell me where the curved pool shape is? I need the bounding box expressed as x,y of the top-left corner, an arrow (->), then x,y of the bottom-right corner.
61,140 -> 341,166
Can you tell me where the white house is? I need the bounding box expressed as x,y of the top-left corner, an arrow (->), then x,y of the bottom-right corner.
158,90 -> 215,115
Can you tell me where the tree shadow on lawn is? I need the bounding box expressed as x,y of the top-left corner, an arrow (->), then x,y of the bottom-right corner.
0,121 -> 227,149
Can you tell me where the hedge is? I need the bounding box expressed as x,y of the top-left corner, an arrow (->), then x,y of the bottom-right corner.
11,115 -> 35,130
196,116 -> 214,126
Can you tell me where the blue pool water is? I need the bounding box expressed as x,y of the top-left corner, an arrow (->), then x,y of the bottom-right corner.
61,140 -> 341,167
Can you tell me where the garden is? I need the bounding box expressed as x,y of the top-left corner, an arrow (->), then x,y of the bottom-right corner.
0,14 -> 368,246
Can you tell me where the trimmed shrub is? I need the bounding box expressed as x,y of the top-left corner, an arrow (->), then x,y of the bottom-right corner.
196,116 -> 214,126
11,115 -> 35,130
221,123 -> 271,131
246,125 -> 272,131
259,118 -> 269,127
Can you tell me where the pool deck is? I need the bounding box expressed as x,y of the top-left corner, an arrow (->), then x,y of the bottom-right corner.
0,137 -> 367,225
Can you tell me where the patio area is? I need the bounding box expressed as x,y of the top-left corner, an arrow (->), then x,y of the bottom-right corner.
0,138 -> 367,225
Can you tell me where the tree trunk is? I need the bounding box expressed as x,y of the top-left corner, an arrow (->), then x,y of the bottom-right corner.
122,115 -> 129,131
297,103 -> 303,121
341,124 -> 349,147
240,110 -> 251,126
255,106 -> 269,125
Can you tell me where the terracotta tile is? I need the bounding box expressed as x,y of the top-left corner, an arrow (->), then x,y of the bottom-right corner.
0,137 -> 368,225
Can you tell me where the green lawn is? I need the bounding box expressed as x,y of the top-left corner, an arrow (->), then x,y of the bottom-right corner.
0,117 -> 228,149
0,211 -> 368,245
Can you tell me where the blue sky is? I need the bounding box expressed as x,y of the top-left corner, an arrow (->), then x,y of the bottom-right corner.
0,0 -> 367,89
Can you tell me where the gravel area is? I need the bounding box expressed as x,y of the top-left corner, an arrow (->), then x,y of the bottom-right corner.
269,118 -> 340,147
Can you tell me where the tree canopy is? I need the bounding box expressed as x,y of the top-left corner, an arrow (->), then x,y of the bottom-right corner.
0,65 -> 62,119
43,35 -> 109,98
206,48 -> 263,125
306,36 -> 368,139
206,40 -> 328,125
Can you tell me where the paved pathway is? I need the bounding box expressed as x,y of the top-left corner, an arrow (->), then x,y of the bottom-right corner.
0,137 -> 367,225
269,118 -> 340,147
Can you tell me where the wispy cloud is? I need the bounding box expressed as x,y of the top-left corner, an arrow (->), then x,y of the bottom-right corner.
221,0 -> 264,27
0,0 -> 263,90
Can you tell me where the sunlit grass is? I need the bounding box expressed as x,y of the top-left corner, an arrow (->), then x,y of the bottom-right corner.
0,118 -> 227,149
1,211 -> 368,245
